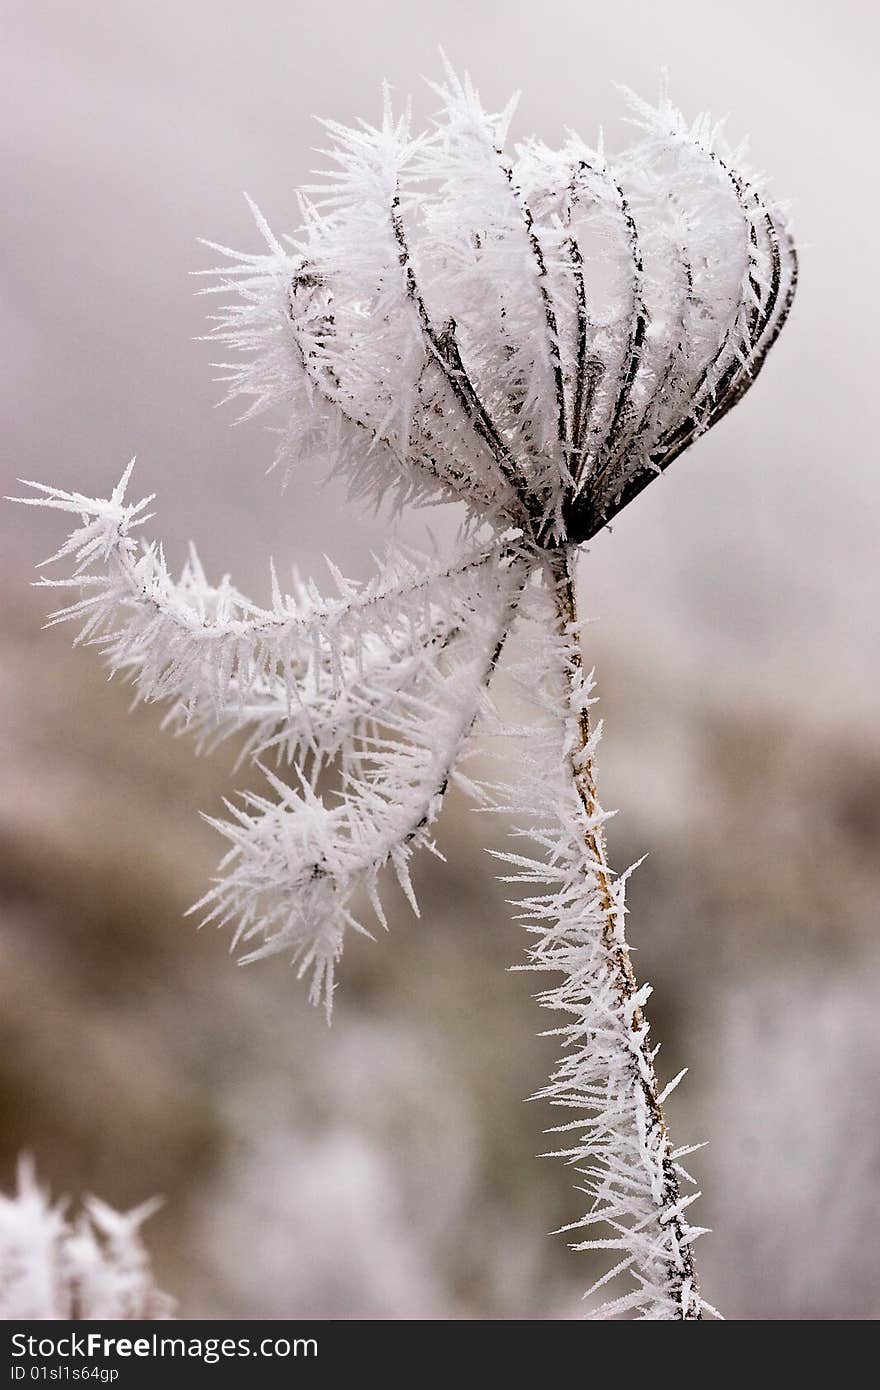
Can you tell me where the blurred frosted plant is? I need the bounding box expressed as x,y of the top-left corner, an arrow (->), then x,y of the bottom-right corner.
13,66 -> 796,1319
0,1158 -> 173,1319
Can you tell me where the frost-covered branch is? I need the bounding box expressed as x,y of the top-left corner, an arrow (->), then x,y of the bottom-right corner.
546,553 -> 705,1317
478,556 -> 710,1318
14,465 -> 522,729
191,556 -> 526,1013
14,466 -> 530,1013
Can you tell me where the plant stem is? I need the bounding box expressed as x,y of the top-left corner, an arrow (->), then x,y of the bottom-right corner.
550,545 -> 702,1319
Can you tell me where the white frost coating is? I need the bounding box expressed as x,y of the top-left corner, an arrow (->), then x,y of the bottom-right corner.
0,1158 -> 173,1320
13,64 -> 795,1317
14,466 -> 528,1013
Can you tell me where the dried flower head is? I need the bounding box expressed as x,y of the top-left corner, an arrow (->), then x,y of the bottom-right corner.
205,65 -> 796,546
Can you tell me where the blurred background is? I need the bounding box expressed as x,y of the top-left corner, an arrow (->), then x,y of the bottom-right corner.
2,0 -> 878,1319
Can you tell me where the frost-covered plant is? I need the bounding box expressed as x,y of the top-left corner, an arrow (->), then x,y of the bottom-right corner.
0,1157 -> 173,1319
13,67 -> 796,1319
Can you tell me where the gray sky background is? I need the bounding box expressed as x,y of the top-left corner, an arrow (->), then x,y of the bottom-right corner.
3,0 -> 877,724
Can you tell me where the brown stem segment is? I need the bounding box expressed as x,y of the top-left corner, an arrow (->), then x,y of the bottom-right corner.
550,546 -> 701,1319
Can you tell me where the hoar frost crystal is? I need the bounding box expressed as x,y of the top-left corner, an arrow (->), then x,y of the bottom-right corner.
0,1158 -> 172,1320
15,66 -> 796,1319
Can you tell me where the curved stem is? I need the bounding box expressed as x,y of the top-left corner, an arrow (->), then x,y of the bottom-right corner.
550,545 -> 702,1320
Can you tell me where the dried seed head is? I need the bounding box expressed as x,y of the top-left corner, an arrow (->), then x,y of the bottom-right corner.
205,67 -> 796,548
